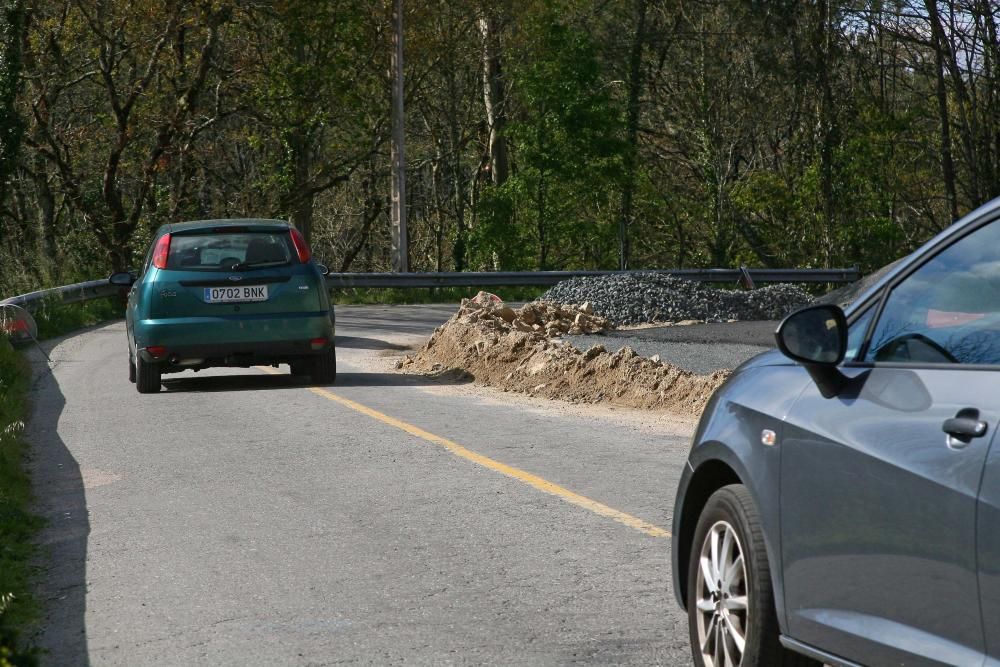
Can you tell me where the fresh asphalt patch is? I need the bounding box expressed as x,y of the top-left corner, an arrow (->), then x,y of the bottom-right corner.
566,321 -> 777,374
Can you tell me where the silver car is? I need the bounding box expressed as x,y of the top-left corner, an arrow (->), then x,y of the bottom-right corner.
673,198 -> 1000,666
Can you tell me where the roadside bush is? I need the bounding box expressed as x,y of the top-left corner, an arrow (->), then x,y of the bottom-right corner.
0,339 -> 41,666
32,297 -> 124,340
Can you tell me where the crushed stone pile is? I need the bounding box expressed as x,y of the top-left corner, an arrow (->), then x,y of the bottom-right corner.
540,273 -> 810,325
396,292 -> 729,416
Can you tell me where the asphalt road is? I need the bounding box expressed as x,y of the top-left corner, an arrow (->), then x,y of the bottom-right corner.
26,304 -> 701,666
567,321 -> 776,375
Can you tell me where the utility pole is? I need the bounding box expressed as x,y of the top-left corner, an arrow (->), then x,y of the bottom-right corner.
390,0 -> 408,272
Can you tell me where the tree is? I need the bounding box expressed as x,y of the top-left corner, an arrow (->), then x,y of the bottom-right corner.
239,0 -> 384,245
476,10 -> 625,270
19,0 -> 231,270
0,0 -> 23,197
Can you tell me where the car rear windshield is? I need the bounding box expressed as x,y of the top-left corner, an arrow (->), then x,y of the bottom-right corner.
166,231 -> 294,272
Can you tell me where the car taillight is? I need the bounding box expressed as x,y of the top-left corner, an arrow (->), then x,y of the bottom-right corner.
152,233 -> 172,269
2,319 -> 28,333
310,338 -> 328,350
146,346 -> 167,359
290,227 -> 311,263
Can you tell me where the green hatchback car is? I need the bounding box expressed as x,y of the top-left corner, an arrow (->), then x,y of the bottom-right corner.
109,219 -> 336,393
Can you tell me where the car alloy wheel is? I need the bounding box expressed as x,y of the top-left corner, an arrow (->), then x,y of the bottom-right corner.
695,519 -> 749,667
687,485 -> 818,667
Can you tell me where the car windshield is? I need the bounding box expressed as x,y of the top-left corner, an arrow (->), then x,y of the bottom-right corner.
165,231 -> 293,271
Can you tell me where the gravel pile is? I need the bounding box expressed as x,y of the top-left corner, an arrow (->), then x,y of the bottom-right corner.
539,273 -> 811,325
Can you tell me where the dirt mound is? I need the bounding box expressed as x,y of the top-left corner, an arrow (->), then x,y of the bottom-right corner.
396,293 -> 730,416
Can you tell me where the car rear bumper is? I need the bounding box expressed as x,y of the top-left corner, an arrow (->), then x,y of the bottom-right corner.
133,312 -> 334,366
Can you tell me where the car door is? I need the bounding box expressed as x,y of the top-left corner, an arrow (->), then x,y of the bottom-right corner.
780,215 -> 1000,667
977,444 -> 1000,665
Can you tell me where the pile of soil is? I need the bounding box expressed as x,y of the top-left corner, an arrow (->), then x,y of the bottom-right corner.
396,293 -> 730,416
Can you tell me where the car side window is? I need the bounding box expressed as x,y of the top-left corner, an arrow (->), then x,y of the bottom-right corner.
865,218 -> 1000,365
845,305 -> 874,362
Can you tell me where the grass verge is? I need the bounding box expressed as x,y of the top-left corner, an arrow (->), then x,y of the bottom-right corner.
32,296 -> 124,340
0,296 -> 122,665
0,339 -> 41,666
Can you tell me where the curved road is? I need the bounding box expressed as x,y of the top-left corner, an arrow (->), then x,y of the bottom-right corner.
27,305 -> 698,665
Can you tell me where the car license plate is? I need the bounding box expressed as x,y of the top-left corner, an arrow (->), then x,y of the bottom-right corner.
203,285 -> 268,303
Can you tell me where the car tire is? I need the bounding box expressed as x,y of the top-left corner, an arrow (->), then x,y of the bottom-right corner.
687,484 -> 818,667
289,361 -> 309,377
135,357 -> 161,394
128,355 -> 136,383
309,348 -> 336,385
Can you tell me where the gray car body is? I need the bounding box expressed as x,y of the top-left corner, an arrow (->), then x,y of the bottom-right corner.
672,197 -> 1000,667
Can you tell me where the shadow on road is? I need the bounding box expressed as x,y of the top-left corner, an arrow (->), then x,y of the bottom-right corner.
160,370 -> 470,393
27,354 -> 90,665
336,335 -> 412,351
330,371 -> 470,387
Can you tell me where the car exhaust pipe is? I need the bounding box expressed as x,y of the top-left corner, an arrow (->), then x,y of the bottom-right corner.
170,356 -> 205,367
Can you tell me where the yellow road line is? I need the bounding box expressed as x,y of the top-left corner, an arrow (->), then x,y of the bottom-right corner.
259,367 -> 670,538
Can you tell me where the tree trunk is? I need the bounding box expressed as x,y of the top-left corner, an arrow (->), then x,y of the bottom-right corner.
286,127 -> 316,242
814,0 -> 836,267
444,59 -> 468,271
0,0 -> 25,203
340,160 -> 383,273
925,0 -> 980,205
975,0 -> 1000,199
618,0 -> 647,270
537,172 -> 547,270
431,145 -> 445,272
480,9 -> 508,186
930,14 -> 959,223
31,155 -> 56,268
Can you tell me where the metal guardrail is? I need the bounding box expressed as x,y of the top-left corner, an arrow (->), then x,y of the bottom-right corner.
325,268 -> 859,289
1,267 -> 860,308
0,279 -> 119,308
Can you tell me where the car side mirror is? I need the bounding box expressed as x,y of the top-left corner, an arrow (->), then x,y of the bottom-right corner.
776,304 -> 848,398
109,271 -> 136,287
316,264 -> 331,276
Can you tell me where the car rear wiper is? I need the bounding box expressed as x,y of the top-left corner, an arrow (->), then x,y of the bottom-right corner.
226,260 -> 287,271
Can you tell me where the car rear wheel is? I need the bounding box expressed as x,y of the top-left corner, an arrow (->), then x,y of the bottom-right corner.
128,355 -> 136,383
135,357 -> 161,394
310,348 -> 336,385
688,485 -> 818,667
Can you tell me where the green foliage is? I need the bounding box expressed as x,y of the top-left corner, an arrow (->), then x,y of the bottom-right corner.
1,0 -> 999,290
32,297 -> 124,341
0,297 -> 123,662
239,0 -> 382,244
0,340 -> 41,666
0,0 -> 23,194
475,12 -> 625,271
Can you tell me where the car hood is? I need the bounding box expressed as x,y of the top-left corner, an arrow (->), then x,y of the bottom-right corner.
730,348 -> 793,375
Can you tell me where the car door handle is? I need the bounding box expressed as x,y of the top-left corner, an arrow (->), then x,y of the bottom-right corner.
943,408 -> 988,449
